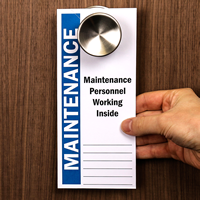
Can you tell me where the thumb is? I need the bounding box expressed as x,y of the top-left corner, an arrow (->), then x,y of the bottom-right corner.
121,115 -> 162,136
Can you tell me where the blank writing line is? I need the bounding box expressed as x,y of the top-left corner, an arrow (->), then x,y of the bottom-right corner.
83,168 -> 132,170
83,144 -> 132,146
83,184 -> 133,186
83,176 -> 132,178
83,152 -> 132,154
83,160 -> 132,162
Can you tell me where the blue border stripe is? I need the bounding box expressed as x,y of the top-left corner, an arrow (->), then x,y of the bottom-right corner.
61,14 -> 81,185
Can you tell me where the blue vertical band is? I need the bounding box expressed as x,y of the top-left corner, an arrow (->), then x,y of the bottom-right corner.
61,14 -> 81,184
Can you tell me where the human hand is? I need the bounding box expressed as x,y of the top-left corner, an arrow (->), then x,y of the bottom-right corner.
121,88 -> 200,169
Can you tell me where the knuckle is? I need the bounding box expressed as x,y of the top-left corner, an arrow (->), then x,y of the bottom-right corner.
179,88 -> 195,97
157,114 -> 167,135
141,135 -> 149,145
184,88 -> 194,93
176,88 -> 193,94
133,117 -> 145,135
150,145 -> 157,158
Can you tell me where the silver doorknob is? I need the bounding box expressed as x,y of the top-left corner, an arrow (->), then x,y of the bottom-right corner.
78,12 -> 122,57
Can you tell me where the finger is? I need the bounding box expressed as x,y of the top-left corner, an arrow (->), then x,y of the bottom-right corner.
136,134 -> 167,146
136,143 -> 171,159
121,115 -> 162,136
137,110 -> 162,117
136,90 -> 168,114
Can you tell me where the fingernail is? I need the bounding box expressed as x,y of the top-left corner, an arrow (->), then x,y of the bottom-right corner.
121,119 -> 132,133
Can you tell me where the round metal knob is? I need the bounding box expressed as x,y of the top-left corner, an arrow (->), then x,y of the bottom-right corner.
78,12 -> 122,57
